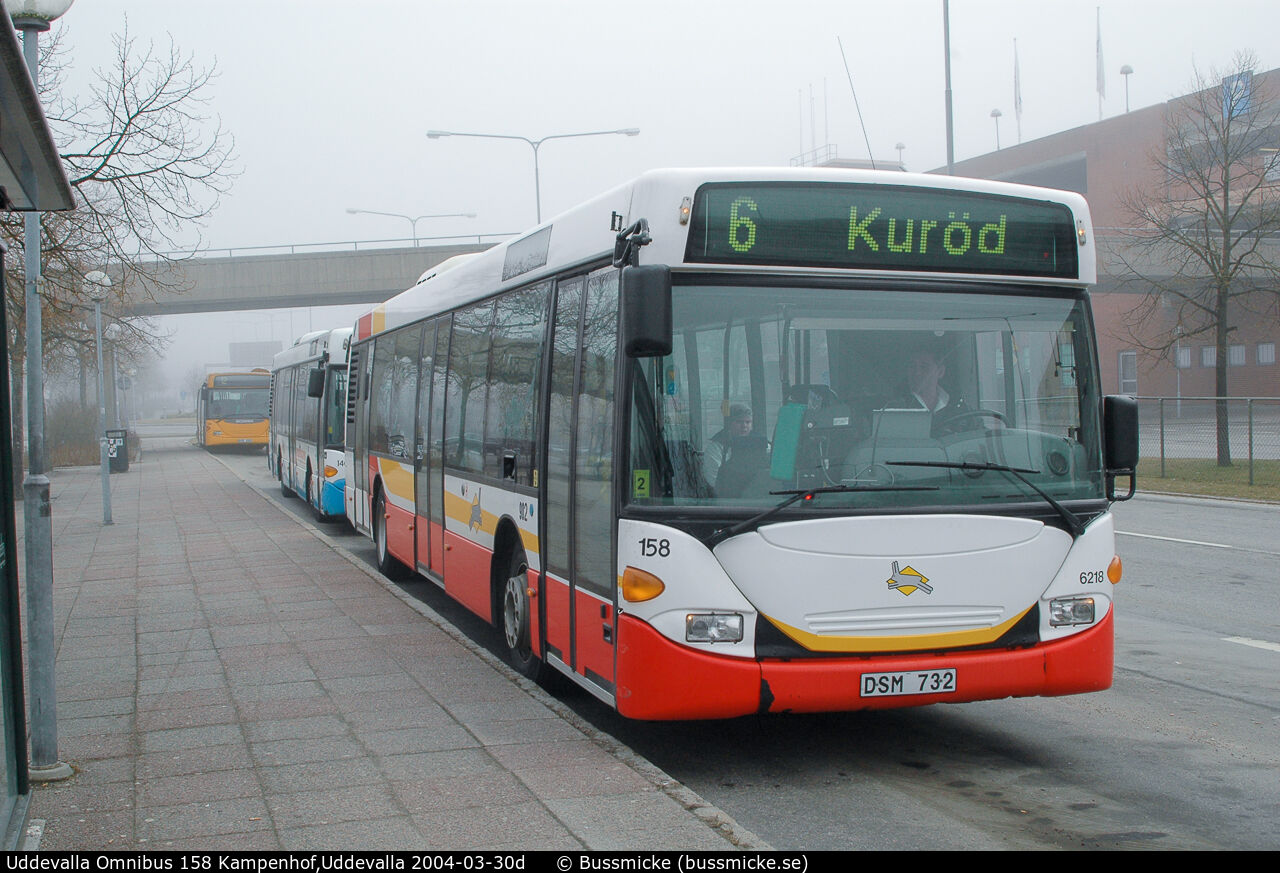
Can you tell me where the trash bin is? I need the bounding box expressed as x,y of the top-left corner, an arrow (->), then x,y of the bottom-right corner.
106,429 -> 129,473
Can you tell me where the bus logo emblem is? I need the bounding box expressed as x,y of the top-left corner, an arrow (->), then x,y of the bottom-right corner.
887,561 -> 932,596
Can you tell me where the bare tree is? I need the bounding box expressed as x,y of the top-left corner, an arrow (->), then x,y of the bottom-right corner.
1116,53 -> 1280,466
2,23 -> 236,481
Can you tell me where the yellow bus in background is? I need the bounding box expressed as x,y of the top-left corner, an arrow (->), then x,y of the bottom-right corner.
196,370 -> 271,449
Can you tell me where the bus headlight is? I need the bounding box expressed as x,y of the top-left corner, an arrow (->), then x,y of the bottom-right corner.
686,613 -> 743,643
1049,596 -> 1095,627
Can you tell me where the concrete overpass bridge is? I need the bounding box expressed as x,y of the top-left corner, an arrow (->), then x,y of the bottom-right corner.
116,230 -> 1266,318
121,237 -> 506,316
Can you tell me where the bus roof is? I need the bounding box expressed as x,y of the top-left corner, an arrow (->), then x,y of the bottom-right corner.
271,327 -> 353,371
353,167 -> 1096,343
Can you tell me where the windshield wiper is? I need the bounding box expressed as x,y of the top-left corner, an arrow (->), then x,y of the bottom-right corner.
885,460 -> 1086,539
708,482 -> 938,548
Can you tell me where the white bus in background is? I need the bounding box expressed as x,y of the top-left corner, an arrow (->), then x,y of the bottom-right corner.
269,327 -> 352,521
343,167 -> 1138,720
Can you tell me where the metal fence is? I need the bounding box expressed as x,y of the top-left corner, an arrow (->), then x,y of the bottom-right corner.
1137,396 -> 1280,487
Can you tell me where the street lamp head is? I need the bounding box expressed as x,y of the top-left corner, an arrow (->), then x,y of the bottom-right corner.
345,207 -> 360,214
618,128 -> 641,137
990,108 -> 1003,119
5,0 -> 74,30
84,269 -> 111,302
426,130 -> 452,139
1120,64 -> 1134,76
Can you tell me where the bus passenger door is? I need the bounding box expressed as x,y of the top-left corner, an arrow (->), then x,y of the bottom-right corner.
414,320 -> 441,581
350,343 -> 372,534
541,269 -> 619,697
542,277 -> 582,672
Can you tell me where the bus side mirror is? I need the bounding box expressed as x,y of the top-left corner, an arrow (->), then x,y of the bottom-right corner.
621,265 -> 672,358
306,367 -> 326,399
1103,394 -> 1138,500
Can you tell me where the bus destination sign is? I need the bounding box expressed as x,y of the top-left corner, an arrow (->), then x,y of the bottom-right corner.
684,182 -> 1079,279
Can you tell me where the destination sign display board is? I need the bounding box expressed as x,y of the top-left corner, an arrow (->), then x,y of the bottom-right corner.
684,182 -> 1079,279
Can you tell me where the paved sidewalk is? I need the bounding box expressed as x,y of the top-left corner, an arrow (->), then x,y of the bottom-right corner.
22,442 -> 767,850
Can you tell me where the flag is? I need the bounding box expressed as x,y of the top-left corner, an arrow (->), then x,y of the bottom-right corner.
1013,38 -> 1023,142
1096,7 -> 1105,100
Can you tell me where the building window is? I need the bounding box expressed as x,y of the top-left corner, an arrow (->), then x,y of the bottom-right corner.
1118,350 -> 1138,394
1176,346 -> 1191,369
1228,344 -> 1246,366
1201,346 -> 1216,367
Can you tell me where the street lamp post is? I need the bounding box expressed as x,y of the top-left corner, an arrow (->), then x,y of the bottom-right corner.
894,141 -> 906,168
345,208 -> 475,246
1120,64 -> 1134,113
990,108 -> 1003,151
86,272 -> 112,525
426,128 -> 640,223
7,0 -> 75,783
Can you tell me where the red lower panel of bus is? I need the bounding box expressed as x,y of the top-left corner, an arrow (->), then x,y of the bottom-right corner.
442,531 -> 493,623
615,610 -> 1114,721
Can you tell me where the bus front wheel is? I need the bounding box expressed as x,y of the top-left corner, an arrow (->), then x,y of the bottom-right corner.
501,549 -> 544,681
279,452 -> 295,498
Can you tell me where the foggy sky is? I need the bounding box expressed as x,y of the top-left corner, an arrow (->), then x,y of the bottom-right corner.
47,0 -> 1280,406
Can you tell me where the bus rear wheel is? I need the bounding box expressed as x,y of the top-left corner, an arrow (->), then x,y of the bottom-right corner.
373,489 -> 405,578
501,549 -> 544,681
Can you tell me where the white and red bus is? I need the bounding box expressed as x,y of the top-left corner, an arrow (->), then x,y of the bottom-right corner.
345,168 -> 1138,720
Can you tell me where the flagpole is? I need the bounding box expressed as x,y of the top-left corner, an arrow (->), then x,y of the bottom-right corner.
1014,38 -> 1023,144
944,0 -> 954,174
1096,7 -> 1105,120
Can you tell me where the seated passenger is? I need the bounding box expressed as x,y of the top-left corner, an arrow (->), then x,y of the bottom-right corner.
704,403 -> 769,497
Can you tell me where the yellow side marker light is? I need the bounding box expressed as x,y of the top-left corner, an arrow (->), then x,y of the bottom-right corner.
324,465 -> 338,478
1108,555 -> 1123,584
622,566 -> 665,603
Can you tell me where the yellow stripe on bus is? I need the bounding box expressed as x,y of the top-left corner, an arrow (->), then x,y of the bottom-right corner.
762,605 -> 1033,653
377,458 -> 414,503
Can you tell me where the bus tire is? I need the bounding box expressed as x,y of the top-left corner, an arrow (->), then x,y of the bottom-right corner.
500,548 -> 544,681
279,452 -> 295,498
306,463 -> 323,521
373,488 -> 405,579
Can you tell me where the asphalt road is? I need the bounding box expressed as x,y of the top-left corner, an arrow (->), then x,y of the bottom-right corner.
200,438 -> 1280,851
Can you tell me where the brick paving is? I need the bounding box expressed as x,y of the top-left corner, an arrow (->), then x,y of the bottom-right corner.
21,442 -> 766,851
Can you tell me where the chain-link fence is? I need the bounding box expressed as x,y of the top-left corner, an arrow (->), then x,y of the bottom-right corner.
1137,397 -> 1280,488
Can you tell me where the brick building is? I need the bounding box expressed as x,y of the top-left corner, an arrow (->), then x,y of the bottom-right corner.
943,69 -> 1280,400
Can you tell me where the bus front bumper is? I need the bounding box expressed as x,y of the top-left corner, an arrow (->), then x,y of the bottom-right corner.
614,610 -> 1113,721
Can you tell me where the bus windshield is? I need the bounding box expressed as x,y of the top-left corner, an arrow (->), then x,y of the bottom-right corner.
208,388 -> 270,420
627,281 -> 1103,512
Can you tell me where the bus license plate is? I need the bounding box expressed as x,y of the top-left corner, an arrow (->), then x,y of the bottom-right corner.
861,668 -> 956,697
238,438 -> 252,443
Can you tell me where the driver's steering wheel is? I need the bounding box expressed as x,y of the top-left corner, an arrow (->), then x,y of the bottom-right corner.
937,408 -> 1009,434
